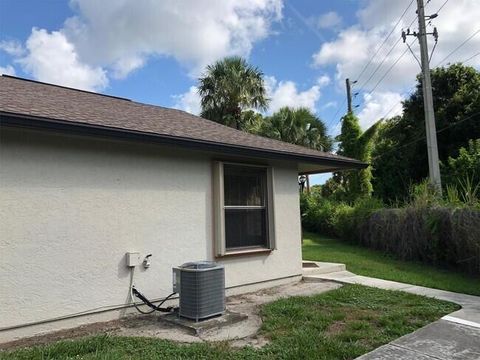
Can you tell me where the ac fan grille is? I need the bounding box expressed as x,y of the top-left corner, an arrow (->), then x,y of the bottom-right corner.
178,266 -> 225,321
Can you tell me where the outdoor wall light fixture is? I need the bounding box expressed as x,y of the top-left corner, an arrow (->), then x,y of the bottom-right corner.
298,175 -> 307,192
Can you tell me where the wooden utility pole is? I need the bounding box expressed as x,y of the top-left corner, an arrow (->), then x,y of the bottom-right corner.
345,78 -> 353,113
416,0 -> 442,193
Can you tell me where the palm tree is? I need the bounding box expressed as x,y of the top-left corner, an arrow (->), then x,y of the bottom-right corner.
198,56 -> 269,130
259,107 -> 333,151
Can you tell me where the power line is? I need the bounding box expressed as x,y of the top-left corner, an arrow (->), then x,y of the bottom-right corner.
358,0 -> 444,126
353,0 -> 415,84
368,0 -> 480,159
326,98 -> 347,131
345,42 -> 416,132
325,2 -> 419,133
372,109 -> 480,161
357,37 -> 402,91
379,101 -> 403,121
428,36 -> 438,63
374,3 -> 477,126
354,39 -> 416,116
435,29 -> 480,67
370,42 -> 413,94
460,51 -> 480,64
356,14 -> 419,92
327,38 -> 415,133
325,2 -> 432,134
406,40 -> 422,68
327,37 -> 416,133
375,83 -> 417,123
435,0 -> 450,14
326,0 -> 440,135
355,0 -> 434,95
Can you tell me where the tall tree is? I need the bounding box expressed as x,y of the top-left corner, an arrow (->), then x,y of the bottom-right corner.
198,56 -> 269,130
259,107 -> 333,151
372,64 -> 480,202
443,139 -> 480,186
325,112 -> 380,201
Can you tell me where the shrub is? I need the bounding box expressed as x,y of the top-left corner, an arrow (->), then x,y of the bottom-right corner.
301,195 -> 345,237
350,207 -> 480,274
334,197 -> 383,241
301,194 -> 382,239
409,180 -> 441,207
301,181 -> 480,275
443,139 -> 480,187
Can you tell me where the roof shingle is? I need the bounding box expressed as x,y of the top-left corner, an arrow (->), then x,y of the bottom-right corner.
0,75 -> 364,168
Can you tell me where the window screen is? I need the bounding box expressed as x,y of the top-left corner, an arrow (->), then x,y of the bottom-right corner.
223,164 -> 268,249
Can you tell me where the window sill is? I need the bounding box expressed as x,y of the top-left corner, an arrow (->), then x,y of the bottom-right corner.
216,247 -> 273,258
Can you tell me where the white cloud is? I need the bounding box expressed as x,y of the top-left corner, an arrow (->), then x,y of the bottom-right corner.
317,74 -> 331,87
4,1 -> 283,90
265,76 -> 321,113
313,27 -> 419,92
172,86 -> 201,115
358,91 -> 403,129
0,40 -> 25,57
64,0 -> 283,77
356,1 -> 407,28
0,64 -> 16,76
322,101 -> 337,109
313,0 -> 480,93
315,11 -> 342,29
111,55 -> 145,79
17,28 -> 108,91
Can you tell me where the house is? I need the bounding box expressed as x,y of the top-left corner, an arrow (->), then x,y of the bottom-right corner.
0,75 -> 365,342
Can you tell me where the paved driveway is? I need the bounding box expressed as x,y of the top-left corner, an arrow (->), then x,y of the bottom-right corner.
358,320 -> 480,359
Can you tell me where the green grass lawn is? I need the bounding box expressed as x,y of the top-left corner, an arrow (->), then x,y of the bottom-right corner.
303,231 -> 480,296
1,285 -> 458,360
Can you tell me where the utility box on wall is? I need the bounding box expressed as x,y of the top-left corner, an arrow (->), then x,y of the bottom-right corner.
125,252 -> 141,267
173,261 -> 225,321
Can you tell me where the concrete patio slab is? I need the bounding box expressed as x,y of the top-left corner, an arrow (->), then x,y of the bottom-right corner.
302,261 -> 346,275
304,270 -> 357,281
161,310 -> 248,336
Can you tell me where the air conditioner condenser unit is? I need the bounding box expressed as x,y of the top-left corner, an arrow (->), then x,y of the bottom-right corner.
172,261 -> 225,321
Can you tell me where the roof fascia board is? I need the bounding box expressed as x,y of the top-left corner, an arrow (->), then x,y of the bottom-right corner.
0,112 -> 367,170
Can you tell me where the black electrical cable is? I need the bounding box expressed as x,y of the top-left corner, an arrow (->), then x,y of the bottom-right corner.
132,287 -> 177,313
131,291 -> 156,314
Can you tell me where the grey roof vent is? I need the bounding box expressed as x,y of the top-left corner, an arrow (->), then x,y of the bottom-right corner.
173,261 -> 225,321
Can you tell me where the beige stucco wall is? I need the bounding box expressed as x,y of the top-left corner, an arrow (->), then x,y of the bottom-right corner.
0,127 -> 302,342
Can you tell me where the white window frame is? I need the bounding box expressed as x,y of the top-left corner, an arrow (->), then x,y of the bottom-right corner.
213,161 -> 276,256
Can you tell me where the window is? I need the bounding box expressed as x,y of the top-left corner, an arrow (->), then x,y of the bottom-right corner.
213,162 -> 275,256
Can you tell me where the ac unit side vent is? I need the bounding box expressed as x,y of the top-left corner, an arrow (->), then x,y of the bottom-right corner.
174,261 -> 225,321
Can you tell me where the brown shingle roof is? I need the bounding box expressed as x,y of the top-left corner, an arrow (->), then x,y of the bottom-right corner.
0,75 -> 365,169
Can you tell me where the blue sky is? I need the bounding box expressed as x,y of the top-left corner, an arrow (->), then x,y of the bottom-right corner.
1,0 -> 478,185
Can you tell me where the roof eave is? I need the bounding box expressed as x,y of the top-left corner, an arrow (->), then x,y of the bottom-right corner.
0,112 -> 367,171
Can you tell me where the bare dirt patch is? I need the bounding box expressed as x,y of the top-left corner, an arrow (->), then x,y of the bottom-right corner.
1,280 -> 341,350
325,308 -> 377,337
0,319 -> 122,351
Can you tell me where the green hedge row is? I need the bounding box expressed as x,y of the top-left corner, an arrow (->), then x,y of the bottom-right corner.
301,195 -> 480,275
